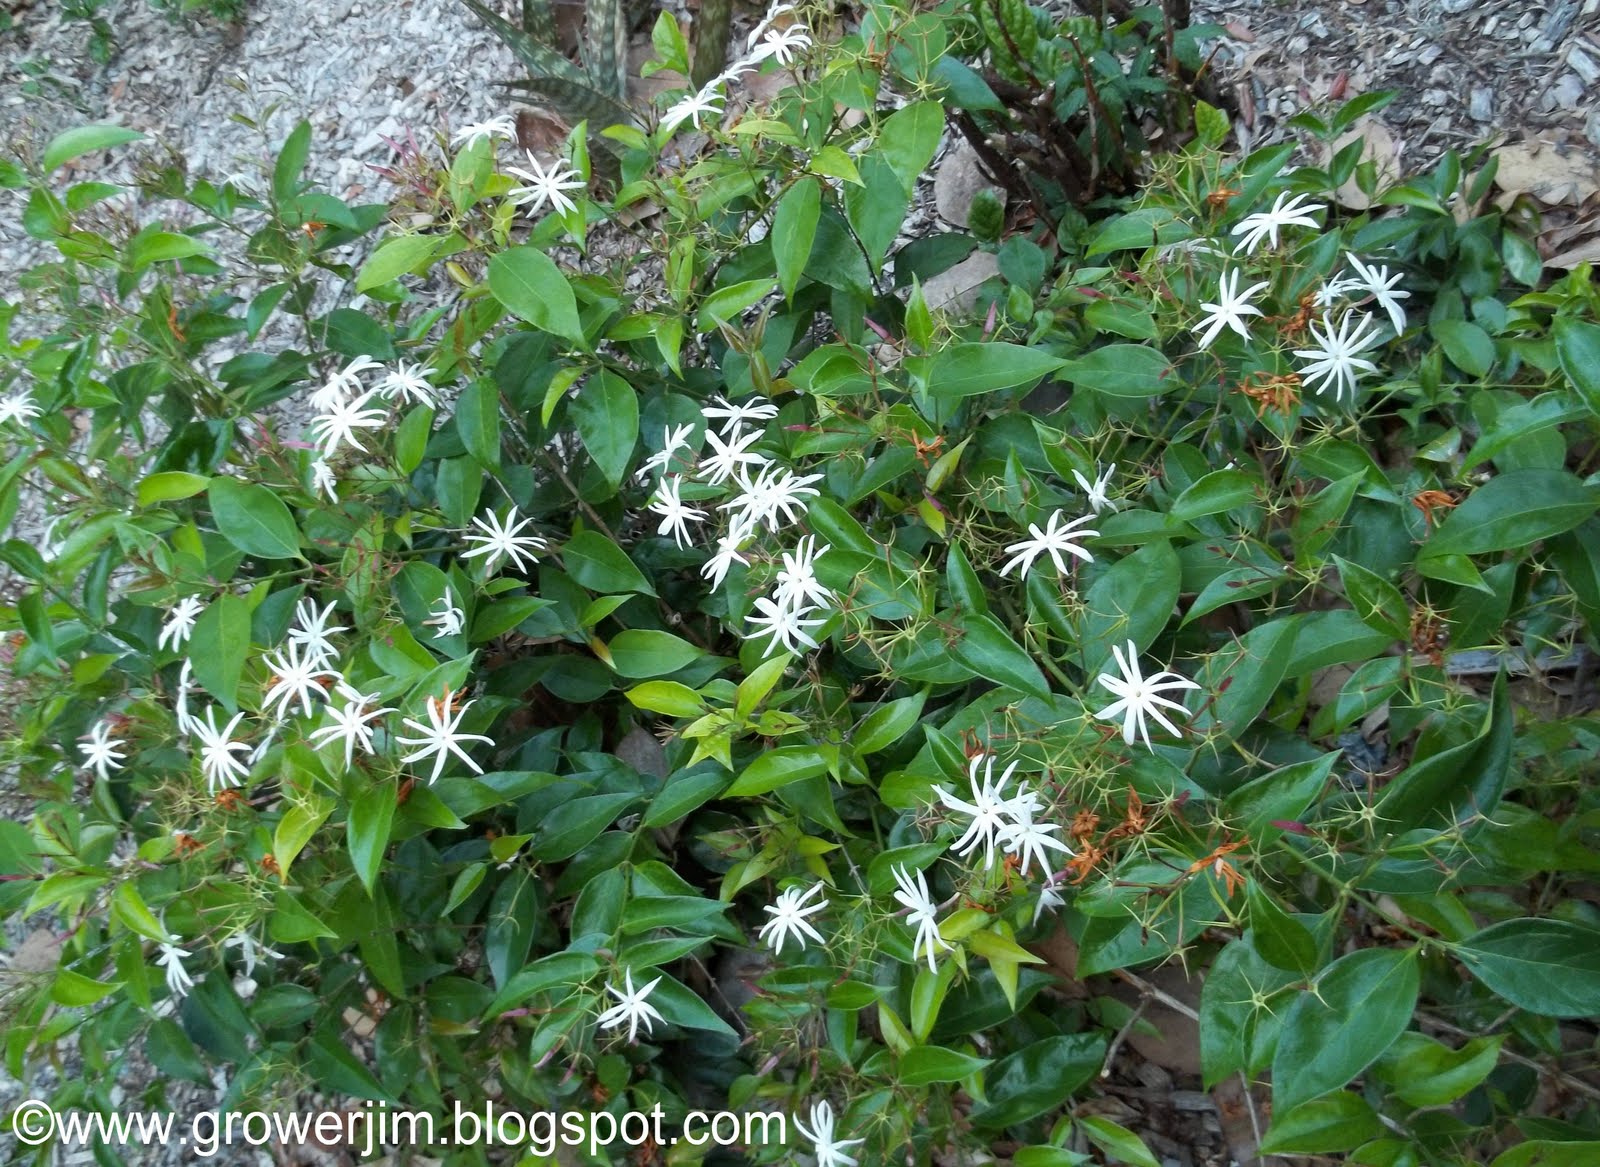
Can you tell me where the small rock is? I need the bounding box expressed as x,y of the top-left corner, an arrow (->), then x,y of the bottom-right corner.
1552,73 -> 1586,110
1568,45 -> 1600,86
919,250 -> 1001,315
932,139 -> 1005,229
1440,0 -> 1473,11
1287,34 -> 1308,56
1418,43 -> 1443,66
1423,88 -> 1450,107
1470,86 -> 1494,121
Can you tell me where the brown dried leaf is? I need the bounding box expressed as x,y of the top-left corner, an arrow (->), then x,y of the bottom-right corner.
1492,140 -> 1600,206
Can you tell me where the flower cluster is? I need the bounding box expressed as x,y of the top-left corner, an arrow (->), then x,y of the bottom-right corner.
1186,192 -> 1411,405
641,394 -> 834,658
661,2 -> 813,137
305,354 -> 440,498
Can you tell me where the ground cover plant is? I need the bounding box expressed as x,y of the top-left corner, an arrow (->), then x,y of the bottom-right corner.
3,1 -> 1600,1164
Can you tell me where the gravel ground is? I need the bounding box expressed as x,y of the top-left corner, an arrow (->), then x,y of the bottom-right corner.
3,0 -> 1598,1164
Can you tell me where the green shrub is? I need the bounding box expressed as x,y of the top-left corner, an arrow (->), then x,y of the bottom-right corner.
3,5 -> 1600,1166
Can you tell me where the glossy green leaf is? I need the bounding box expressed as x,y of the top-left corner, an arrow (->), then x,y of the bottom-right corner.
1272,947 -> 1419,1113
570,370 -> 638,490
1423,469 -> 1598,558
208,477 -> 300,559
1456,918 -> 1600,1018
488,245 -> 583,345
952,612 -> 1050,700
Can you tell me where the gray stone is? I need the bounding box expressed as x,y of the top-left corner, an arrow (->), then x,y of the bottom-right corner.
1470,86 -> 1494,121
932,138 -> 1005,229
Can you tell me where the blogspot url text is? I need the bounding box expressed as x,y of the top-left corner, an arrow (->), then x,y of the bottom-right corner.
8,1099 -> 787,1159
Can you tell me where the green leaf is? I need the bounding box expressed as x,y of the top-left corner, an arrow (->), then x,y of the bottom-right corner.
620,894 -> 729,934
1078,540 -> 1180,678
562,531 -> 656,595
52,969 -> 119,1007
1456,918 -> 1600,1018
1193,100 -> 1229,148
1258,1093 -> 1381,1155
1063,345 -> 1171,398
1078,1116 -> 1162,1167
696,279 -> 778,332
126,231 -> 209,270
187,593 -> 250,709
468,596 -> 551,642
952,612 -> 1050,700
643,768 -> 727,827
488,245 -> 584,345
1370,1031 -> 1504,1108
455,378 -> 502,472
1376,670 -> 1512,831
531,792 -> 636,861
1222,753 -> 1337,840
1433,319 -> 1496,376
1423,469 -> 1599,557
484,951 -> 600,1018
1490,1142 -> 1600,1167
273,120 -> 312,201
347,784 -> 396,897
1334,555 -> 1408,637
43,124 -> 146,173
1272,947 -> 1419,1113
972,1033 -> 1106,1129
570,370 -> 638,491
356,233 -> 450,291
269,891 -> 339,943
772,178 -> 822,301
137,471 -> 210,507
1170,470 -> 1256,522
877,102 -> 944,196
854,692 -> 926,755
606,629 -> 701,677
208,477 -> 301,559
725,745 -> 834,797
1556,317 -> 1600,419
485,868 -> 539,987
647,971 -> 738,1037
273,799 -> 332,879
627,681 -> 705,718
906,343 -> 1068,399
1246,883 -> 1319,976
900,1045 -> 990,1086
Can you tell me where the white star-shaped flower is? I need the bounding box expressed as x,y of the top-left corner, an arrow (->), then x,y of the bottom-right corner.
745,597 -> 827,657
662,85 -> 725,135
159,595 -> 205,652
0,390 -> 41,427
890,864 -> 951,973
794,1100 -> 864,1167
702,394 -> 779,436
424,586 -> 465,637
156,942 -> 195,999
462,505 -> 548,574
772,535 -> 832,612
998,510 -> 1098,578
648,475 -> 707,548
308,689 -> 396,770
597,968 -> 665,1043
451,114 -> 517,148
698,426 -> 769,485
757,881 -> 828,954
641,423 -> 698,476
1230,191 -> 1324,255
309,355 -> 384,411
223,931 -> 282,979
287,598 -> 347,667
1033,875 -> 1066,927
375,360 -> 438,409
750,23 -> 812,67
1293,311 -> 1382,404
505,150 -> 586,218
79,719 -> 127,781
701,524 -> 753,590
311,389 -> 387,457
935,753 -> 1021,871
310,458 -> 338,502
1193,268 -> 1269,349
260,641 -> 341,719
999,797 -> 1071,879
721,466 -> 823,534
1071,463 -> 1119,515
396,688 -> 494,784
1093,639 -> 1201,750
191,706 -> 252,792
1343,253 -> 1410,335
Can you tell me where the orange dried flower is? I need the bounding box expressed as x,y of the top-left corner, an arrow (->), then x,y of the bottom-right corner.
1412,490 -> 1457,528
1239,372 -> 1302,418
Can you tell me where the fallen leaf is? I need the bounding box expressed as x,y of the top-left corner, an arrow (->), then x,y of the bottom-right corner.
1316,118 -> 1402,210
1492,140 -> 1600,206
